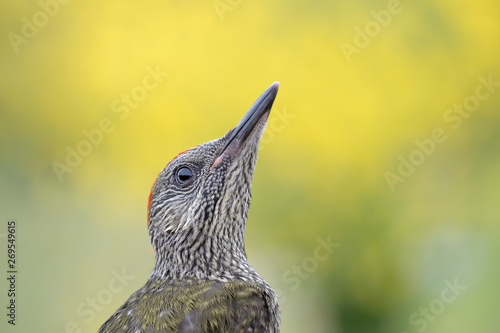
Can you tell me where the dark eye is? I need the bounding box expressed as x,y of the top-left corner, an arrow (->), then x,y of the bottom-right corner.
176,167 -> 194,186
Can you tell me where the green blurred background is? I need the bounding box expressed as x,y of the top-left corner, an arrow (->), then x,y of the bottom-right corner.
1,0 -> 499,332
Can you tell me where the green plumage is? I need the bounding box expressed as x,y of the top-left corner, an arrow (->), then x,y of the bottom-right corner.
99,83 -> 281,332
99,279 -> 277,332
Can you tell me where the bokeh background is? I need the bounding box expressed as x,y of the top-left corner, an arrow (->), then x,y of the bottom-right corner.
1,0 -> 500,332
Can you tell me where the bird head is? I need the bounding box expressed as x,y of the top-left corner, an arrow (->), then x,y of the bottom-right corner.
147,82 -> 280,279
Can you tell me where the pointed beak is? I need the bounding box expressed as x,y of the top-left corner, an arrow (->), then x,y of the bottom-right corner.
211,81 -> 280,169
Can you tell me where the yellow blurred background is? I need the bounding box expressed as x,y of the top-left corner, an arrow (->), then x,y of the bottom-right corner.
1,0 -> 499,332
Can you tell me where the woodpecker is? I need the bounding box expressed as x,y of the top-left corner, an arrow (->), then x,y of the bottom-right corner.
99,82 -> 281,333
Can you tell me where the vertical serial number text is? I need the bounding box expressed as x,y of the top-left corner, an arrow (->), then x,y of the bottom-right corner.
6,220 -> 17,325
